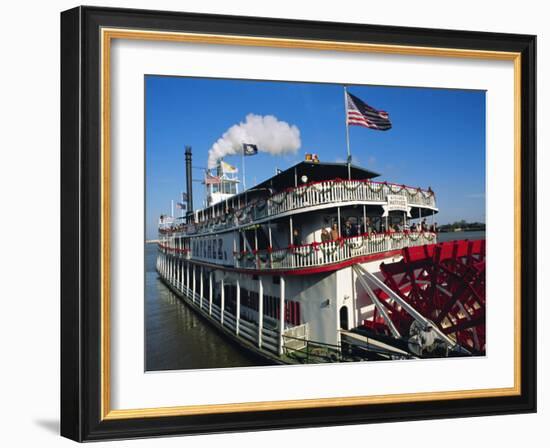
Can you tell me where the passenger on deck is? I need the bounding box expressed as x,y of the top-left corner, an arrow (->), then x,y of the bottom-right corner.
330,223 -> 339,241
292,228 -> 302,246
320,227 -> 331,243
364,217 -> 373,234
342,220 -> 354,238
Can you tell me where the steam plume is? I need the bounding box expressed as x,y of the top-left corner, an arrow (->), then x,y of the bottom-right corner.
207,114 -> 301,168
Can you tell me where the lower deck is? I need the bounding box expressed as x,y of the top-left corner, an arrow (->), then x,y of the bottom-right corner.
156,247 -> 416,363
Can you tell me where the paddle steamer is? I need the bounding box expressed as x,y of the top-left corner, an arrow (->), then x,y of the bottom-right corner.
156,148 -> 486,363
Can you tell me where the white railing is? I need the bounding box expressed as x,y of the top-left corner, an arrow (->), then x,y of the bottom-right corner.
235,232 -> 437,271
283,323 -> 309,352
160,179 -> 436,237
158,270 -> 283,355
268,179 -> 435,216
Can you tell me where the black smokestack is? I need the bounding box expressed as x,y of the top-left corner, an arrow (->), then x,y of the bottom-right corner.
185,146 -> 193,217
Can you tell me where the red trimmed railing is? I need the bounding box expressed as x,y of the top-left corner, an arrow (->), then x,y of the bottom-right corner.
267,178 -> 435,217
234,231 -> 437,270
158,179 -> 436,237
159,232 -> 437,271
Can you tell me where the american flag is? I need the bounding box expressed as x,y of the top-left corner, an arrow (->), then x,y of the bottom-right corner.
205,173 -> 221,185
346,92 -> 392,131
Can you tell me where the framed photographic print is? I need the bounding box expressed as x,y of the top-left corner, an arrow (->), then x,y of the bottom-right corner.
60,6 -> 536,441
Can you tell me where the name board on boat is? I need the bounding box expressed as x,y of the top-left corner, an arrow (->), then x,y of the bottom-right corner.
383,194 -> 412,217
191,232 -> 235,266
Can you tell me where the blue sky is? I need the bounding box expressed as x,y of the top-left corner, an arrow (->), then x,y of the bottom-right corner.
145,76 -> 485,240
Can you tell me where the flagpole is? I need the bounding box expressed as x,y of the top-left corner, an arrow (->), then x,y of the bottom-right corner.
344,86 -> 352,180
241,147 -> 247,190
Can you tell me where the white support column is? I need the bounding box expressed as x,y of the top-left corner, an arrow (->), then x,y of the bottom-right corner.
351,266 -> 358,329
199,266 -> 204,309
289,217 -> 293,245
268,223 -> 273,267
180,260 -> 185,289
208,272 -> 213,316
258,276 -> 264,348
236,277 -> 241,336
278,276 -> 285,356
233,233 -> 237,267
220,277 -> 225,325
186,262 -> 190,294
337,207 -> 341,236
192,265 -> 196,303
363,204 -> 367,233
254,228 -> 259,268
169,256 -> 173,283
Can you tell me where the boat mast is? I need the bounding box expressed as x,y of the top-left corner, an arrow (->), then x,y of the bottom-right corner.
241,146 -> 247,190
344,86 -> 352,180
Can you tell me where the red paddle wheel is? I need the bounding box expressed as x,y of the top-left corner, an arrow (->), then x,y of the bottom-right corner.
363,239 -> 486,354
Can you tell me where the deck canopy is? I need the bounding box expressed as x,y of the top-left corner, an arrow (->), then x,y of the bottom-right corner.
254,161 -> 380,193
194,161 -> 381,215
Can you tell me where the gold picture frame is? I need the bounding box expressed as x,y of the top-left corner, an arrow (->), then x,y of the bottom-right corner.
61,6 -> 536,441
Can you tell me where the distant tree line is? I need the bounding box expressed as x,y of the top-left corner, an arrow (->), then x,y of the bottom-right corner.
438,220 -> 486,232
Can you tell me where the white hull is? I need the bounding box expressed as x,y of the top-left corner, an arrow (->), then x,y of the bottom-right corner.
156,250 -> 404,362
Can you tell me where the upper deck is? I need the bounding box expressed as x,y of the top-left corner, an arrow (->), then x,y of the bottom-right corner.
159,162 -> 437,238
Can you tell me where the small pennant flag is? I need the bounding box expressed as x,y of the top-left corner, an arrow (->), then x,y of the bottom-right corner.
243,143 -> 258,156
346,92 -> 392,131
220,160 -> 238,173
176,202 -> 186,210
